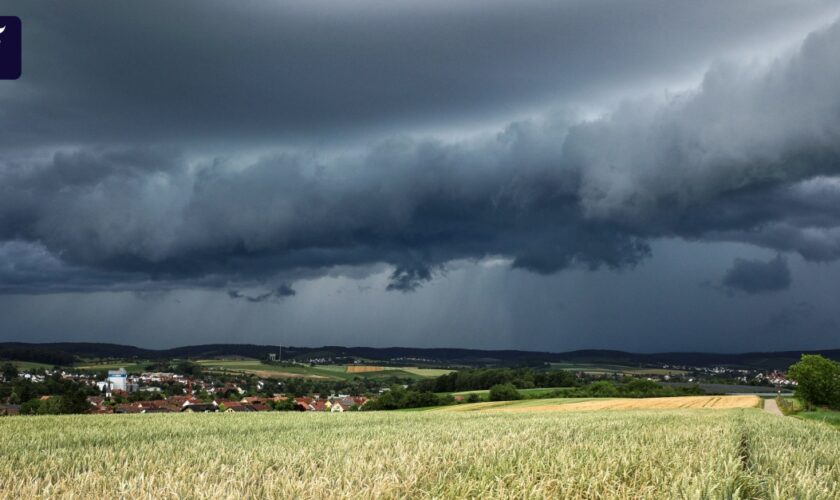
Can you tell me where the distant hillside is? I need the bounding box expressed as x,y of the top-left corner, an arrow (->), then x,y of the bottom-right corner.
2,342 -> 839,370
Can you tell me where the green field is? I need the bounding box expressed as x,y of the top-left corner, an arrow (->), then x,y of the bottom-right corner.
74,361 -> 150,373
5,360 -> 55,370
795,408 -> 840,429
446,386 -> 570,400
195,360 -> 448,380
1,408 -> 838,497
550,362 -> 688,376
196,360 -> 348,379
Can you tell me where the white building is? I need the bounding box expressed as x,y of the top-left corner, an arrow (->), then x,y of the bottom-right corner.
107,368 -> 128,392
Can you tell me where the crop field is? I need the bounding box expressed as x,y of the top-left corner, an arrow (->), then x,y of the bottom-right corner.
447,386 -> 576,400
436,395 -> 760,413
74,361 -> 150,373
196,360 -> 341,379
1,408 -> 838,498
346,365 -> 453,377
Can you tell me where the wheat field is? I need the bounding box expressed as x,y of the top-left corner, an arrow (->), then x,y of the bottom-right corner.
1,409 -> 838,499
437,395 -> 760,413
345,365 -> 389,373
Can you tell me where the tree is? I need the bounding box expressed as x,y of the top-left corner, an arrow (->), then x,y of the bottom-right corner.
19,399 -> 42,415
488,383 -> 521,401
788,354 -> 840,409
272,399 -> 296,411
2,362 -> 18,382
587,380 -> 619,397
59,389 -> 91,414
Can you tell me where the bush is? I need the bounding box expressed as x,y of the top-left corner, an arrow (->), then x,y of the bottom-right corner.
488,383 -> 521,401
788,355 -> 840,409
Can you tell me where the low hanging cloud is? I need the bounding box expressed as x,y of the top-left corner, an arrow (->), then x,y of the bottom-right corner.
2,14 -> 840,293
227,284 -> 296,303
722,255 -> 792,295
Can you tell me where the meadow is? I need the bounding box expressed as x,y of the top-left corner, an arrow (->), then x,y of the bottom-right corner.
1,406 -> 838,498
195,359 -> 448,380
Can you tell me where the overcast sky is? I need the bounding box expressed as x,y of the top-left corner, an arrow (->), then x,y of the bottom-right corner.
2,0 -> 840,352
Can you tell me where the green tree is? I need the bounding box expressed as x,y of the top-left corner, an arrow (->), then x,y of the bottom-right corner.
59,389 -> 91,414
788,354 -> 840,409
272,399 -> 296,411
19,399 -> 41,415
587,380 -> 619,397
37,397 -> 61,415
488,383 -> 521,401
2,362 -> 18,382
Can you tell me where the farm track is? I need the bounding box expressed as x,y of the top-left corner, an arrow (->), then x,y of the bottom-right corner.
763,399 -> 783,416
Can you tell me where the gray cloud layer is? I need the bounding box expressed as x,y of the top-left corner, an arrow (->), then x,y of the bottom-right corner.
4,0 -> 836,149
2,2 -> 840,295
722,255 -> 792,294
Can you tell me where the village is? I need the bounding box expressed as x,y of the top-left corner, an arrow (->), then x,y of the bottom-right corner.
0,364 -> 376,416
0,356 -> 799,417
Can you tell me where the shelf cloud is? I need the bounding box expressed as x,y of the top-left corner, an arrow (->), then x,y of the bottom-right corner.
2,1 -> 840,349
3,13 -> 840,294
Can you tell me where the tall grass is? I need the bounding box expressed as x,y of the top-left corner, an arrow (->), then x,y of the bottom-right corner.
0,409 -> 837,498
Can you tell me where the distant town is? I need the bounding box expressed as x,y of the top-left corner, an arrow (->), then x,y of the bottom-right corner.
0,342 -> 804,417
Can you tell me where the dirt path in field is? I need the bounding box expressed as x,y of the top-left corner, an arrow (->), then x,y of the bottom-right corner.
763,398 -> 783,416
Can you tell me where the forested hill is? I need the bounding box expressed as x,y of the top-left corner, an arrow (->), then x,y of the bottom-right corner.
2,342 -> 839,370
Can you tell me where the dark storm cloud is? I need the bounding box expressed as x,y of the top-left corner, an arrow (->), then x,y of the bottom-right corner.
2,0 -> 836,148
227,284 -> 295,303
2,3 -> 840,294
722,255 -> 792,295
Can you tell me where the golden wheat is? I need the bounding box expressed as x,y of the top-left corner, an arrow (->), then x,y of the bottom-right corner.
0,409 -> 837,499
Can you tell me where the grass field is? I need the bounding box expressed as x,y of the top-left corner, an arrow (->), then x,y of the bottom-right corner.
795,408 -> 840,429
447,386 -> 569,400
195,360 -> 449,380
1,407 -> 838,498
550,362 -> 688,376
196,360 -> 345,379
74,361 -> 149,373
5,360 -> 55,370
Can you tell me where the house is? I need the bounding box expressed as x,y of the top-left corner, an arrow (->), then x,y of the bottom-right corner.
134,400 -> 180,412
87,396 -> 105,406
0,404 -> 20,416
294,397 -> 313,411
167,395 -> 199,407
114,404 -> 143,414
216,400 -> 253,412
181,403 -> 218,413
